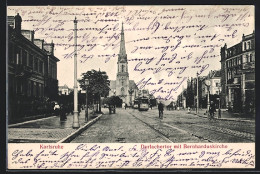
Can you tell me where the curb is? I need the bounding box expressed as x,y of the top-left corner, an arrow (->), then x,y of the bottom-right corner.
190,113 -> 254,123
57,114 -> 102,143
8,115 -> 57,128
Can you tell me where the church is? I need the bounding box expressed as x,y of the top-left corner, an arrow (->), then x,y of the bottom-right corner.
109,23 -> 139,105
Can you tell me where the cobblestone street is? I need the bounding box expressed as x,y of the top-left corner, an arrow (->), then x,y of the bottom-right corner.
71,108 -> 255,143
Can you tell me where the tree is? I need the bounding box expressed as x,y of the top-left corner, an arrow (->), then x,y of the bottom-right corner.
78,69 -> 110,113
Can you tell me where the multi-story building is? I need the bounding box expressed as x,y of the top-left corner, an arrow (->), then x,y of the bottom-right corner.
201,70 -> 221,108
8,13 -> 59,122
220,31 -> 255,114
176,88 -> 187,109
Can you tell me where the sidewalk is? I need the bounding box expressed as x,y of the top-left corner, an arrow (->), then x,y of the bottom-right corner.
188,108 -> 255,123
8,109 -> 103,143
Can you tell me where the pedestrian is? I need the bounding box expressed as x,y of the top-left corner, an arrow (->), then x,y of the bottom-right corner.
150,103 -> 153,110
158,101 -> 164,119
60,104 -> 67,121
209,101 -> 216,120
125,103 -> 127,110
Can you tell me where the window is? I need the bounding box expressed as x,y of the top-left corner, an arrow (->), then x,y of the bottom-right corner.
36,83 -> 39,97
39,84 -> 42,97
22,50 -> 27,66
238,56 -> 241,65
27,81 -> 31,96
16,47 -> 21,64
244,42 -> 247,50
33,82 -> 36,96
34,57 -> 38,72
39,61 -> 43,74
247,41 -> 251,49
29,54 -> 33,67
215,82 -> 219,87
250,54 -> 253,62
246,55 -> 249,63
9,43 -> 14,63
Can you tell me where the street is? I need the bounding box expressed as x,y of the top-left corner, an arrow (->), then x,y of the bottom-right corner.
71,108 -> 255,143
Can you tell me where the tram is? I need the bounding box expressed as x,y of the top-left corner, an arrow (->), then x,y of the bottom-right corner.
133,99 -> 139,109
138,97 -> 149,111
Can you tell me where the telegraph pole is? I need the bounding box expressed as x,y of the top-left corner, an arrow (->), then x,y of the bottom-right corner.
72,17 -> 79,129
196,72 -> 199,115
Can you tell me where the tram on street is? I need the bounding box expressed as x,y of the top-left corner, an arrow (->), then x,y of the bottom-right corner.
138,97 -> 149,111
133,99 -> 139,109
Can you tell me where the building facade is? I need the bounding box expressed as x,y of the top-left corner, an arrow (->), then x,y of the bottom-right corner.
220,31 -> 255,114
109,23 -> 138,105
8,13 -> 59,122
185,70 -> 221,109
59,84 -> 73,95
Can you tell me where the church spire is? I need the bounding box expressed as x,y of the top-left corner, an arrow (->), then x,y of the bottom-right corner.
119,22 -> 126,58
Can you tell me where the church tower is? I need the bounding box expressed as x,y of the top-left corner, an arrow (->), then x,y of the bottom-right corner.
116,23 -> 130,104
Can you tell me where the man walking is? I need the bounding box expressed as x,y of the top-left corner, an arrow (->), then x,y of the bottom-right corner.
158,101 -> 164,119
209,101 -> 216,120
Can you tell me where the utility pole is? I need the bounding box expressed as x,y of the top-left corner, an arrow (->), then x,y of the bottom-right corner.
72,17 -> 79,129
85,79 -> 89,122
196,72 -> 199,115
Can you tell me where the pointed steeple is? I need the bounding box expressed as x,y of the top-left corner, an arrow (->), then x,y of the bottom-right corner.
119,22 -> 126,58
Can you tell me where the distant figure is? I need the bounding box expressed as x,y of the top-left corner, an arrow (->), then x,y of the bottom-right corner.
150,104 -> 153,110
125,103 -> 127,110
209,101 -> 216,120
158,102 -> 164,119
60,104 -> 67,121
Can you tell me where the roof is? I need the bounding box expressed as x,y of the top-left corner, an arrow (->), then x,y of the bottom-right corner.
59,84 -> 70,89
129,80 -> 138,89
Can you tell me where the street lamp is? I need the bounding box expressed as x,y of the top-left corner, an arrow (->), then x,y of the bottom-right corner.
204,79 -> 211,115
218,86 -> 221,118
72,17 -> 79,129
196,72 -> 199,115
85,79 -> 89,122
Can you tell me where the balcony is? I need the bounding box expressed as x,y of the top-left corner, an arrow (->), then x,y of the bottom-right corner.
15,64 -> 33,78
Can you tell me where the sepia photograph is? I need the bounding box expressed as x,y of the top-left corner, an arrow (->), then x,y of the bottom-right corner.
6,5 -> 256,169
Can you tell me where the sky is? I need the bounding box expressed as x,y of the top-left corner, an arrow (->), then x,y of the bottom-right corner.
7,5 -> 254,102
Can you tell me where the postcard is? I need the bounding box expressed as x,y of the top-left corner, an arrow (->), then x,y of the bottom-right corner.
7,5 -> 255,169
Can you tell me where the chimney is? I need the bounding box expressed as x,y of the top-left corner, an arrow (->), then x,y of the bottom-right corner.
43,41 -> 54,55
21,30 -> 35,42
34,39 -> 44,50
14,13 -> 22,34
